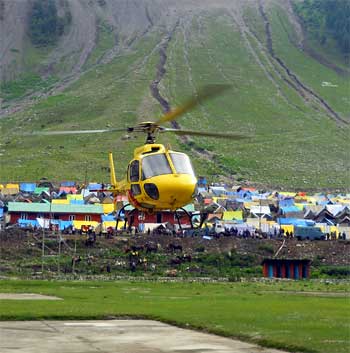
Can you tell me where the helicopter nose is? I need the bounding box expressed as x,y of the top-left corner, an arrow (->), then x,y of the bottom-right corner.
158,174 -> 197,206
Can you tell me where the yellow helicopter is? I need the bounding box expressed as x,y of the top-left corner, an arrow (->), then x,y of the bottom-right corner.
35,85 -> 246,213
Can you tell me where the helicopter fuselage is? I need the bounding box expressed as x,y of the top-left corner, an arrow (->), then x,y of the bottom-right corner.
113,144 -> 197,212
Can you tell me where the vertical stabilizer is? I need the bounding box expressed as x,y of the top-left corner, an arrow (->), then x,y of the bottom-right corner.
108,152 -> 117,187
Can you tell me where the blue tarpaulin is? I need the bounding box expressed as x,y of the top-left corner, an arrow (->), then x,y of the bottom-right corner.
0,208 -> 3,218
70,200 -> 84,205
18,219 -> 38,228
17,219 -> 73,230
20,183 -> 36,192
61,181 -> 76,187
280,206 -> 301,214
279,198 -> 295,207
237,190 -> 253,200
226,191 -> 236,196
101,215 -> 116,222
50,220 -> 73,230
278,218 -> 315,226
88,183 -> 102,191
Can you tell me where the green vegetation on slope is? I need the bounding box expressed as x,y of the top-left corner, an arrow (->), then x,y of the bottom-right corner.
0,280 -> 349,353
293,0 -> 350,57
0,29 -> 170,182
163,9 -> 349,189
0,3 -> 348,189
0,73 -> 57,101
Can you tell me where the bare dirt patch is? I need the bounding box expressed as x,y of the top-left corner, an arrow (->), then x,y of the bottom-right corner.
261,290 -> 349,297
0,293 -> 62,300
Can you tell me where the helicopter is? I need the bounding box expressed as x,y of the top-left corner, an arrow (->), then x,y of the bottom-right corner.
34,85 -> 247,213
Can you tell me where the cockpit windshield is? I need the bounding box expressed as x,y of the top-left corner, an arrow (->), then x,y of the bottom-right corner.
142,153 -> 172,179
170,153 -> 195,175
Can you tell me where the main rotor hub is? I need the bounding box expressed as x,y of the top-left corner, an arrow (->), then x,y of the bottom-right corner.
133,122 -> 163,144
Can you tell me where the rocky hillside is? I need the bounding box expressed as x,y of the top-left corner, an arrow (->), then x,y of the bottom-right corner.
0,0 -> 349,189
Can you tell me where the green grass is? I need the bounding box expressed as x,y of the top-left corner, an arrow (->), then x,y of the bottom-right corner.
0,74 -> 58,101
0,279 -> 348,353
0,4 -> 349,189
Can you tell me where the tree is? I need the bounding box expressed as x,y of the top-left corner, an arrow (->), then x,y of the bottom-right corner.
294,0 -> 350,55
29,0 -> 70,47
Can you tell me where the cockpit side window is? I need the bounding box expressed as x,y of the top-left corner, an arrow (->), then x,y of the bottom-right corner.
129,160 -> 140,182
142,154 -> 172,179
170,153 -> 195,175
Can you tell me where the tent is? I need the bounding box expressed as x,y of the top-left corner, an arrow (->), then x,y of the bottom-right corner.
60,181 -> 76,187
250,205 -> 271,217
280,205 -> 301,214
67,194 -> 84,201
222,210 -> 243,221
102,203 -> 114,214
20,183 -> 36,193
34,187 -> 49,195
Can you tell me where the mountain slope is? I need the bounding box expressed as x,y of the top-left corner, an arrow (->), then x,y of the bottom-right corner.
0,0 -> 349,189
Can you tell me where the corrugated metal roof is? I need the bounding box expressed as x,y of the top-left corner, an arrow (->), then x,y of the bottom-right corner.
8,202 -> 103,214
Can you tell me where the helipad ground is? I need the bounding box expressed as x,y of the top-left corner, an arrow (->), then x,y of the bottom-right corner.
0,320 -> 287,353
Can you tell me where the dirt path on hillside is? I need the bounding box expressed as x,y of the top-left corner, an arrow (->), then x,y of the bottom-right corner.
228,7 -> 303,112
149,14 -> 236,175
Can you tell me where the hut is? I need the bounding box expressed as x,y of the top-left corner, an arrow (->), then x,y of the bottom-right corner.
262,258 -> 311,279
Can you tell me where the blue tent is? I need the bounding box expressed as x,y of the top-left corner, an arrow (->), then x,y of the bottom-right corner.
20,183 -> 36,193
237,190 -> 253,200
279,198 -> 295,207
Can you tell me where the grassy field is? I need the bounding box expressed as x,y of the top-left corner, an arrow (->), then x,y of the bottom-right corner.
0,3 -> 349,188
0,279 -> 348,353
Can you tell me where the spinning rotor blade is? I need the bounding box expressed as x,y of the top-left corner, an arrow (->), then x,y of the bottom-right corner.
28,128 -> 128,136
162,128 -> 248,139
155,84 -> 231,125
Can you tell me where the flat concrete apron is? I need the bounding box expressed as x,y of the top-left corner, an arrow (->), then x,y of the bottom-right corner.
0,320 -> 287,353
